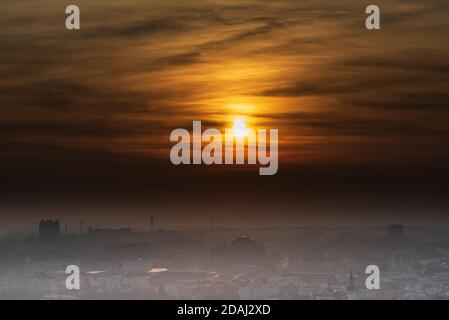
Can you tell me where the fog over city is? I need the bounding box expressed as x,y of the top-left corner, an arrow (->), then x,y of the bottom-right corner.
1,220 -> 449,300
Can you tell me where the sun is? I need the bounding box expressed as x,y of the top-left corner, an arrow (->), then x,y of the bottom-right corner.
232,117 -> 249,138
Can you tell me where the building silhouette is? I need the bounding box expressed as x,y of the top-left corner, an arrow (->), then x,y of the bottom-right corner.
38,219 -> 60,243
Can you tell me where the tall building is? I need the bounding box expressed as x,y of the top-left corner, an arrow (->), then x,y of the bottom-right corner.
38,219 -> 60,243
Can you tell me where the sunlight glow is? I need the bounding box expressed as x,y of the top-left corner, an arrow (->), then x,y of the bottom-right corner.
232,118 -> 249,138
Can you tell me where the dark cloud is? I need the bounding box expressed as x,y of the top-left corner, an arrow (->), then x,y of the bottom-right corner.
85,17 -> 190,38
346,92 -> 449,112
342,56 -> 449,75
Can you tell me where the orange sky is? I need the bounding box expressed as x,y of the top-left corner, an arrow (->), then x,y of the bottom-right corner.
1,1 -> 449,226
1,0 -> 448,166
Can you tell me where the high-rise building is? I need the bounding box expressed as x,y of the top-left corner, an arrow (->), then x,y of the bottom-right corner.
38,219 -> 60,243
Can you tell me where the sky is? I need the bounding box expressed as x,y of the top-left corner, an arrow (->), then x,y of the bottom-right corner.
1,0 -> 449,231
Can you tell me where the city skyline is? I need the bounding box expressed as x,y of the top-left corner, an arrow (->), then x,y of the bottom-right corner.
2,219 -> 449,300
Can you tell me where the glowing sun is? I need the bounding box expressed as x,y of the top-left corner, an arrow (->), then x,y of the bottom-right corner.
232,118 -> 249,138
